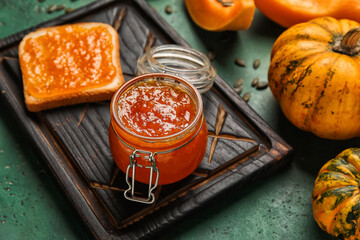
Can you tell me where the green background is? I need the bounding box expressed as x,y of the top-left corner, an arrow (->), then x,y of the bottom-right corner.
1,0 -> 358,239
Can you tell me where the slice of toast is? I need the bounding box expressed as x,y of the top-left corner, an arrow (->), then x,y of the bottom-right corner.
19,22 -> 124,112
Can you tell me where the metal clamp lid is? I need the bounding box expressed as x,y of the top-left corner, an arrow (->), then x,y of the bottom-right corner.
124,150 -> 159,204
111,118 -> 203,204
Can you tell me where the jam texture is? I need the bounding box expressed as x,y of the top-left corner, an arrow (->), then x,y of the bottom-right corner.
20,24 -> 117,98
116,79 -> 197,137
109,74 -> 208,185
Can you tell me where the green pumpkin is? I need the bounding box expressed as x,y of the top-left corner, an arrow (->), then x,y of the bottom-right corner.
312,148 -> 360,239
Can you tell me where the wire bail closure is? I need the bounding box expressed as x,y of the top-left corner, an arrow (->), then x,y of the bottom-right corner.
124,149 -> 159,204
111,116 -> 203,204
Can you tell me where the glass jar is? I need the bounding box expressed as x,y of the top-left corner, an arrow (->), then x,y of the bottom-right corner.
109,73 -> 208,204
137,44 -> 216,94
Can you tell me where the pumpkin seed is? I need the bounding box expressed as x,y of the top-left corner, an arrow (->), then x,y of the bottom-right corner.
65,8 -> 74,13
47,4 -> 57,13
233,78 -> 244,88
256,81 -> 268,90
55,4 -> 66,11
251,77 -> 259,87
235,58 -> 246,67
222,2 -> 233,7
34,5 -> 40,13
165,5 -> 173,14
242,92 -> 251,102
207,50 -> 216,60
253,59 -> 260,69
234,86 -> 243,94
218,0 -> 234,7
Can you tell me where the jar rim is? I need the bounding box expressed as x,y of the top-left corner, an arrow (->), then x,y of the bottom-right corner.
148,44 -> 212,73
110,73 -> 204,142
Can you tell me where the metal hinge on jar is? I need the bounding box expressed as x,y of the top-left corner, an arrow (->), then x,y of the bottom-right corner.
124,150 -> 159,204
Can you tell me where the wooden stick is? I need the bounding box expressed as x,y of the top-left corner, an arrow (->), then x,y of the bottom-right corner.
77,104 -> 89,126
143,31 -> 156,53
113,7 -> 127,32
207,131 -> 256,143
90,182 -> 125,192
208,104 -> 227,164
110,167 -> 120,186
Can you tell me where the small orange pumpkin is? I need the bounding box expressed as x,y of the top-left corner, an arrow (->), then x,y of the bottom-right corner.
268,17 -> 360,140
185,0 -> 255,31
255,0 -> 360,28
312,148 -> 360,240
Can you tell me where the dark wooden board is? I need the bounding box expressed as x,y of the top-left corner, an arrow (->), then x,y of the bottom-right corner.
0,0 -> 293,239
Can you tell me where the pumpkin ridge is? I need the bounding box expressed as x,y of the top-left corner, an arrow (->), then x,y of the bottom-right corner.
279,57 -> 307,96
271,19 -> 336,52
347,55 -> 360,72
289,63 -> 313,99
329,192 -> 360,239
323,158 -> 360,180
304,55 -> 338,128
355,215 -> 360,239
278,51 -> 324,97
273,30 -> 332,54
313,186 -> 359,234
270,40 -> 328,100
317,169 -> 358,184
310,17 -> 342,38
338,149 -> 360,160
313,185 -> 358,206
340,150 -> 360,181
312,183 -> 358,200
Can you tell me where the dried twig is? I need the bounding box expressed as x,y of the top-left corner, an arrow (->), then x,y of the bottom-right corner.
90,181 -> 143,195
143,31 -> 156,53
90,182 -> 125,192
77,104 -> 89,126
208,104 -> 227,164
207,131 -> 256,143
113,7 -> 127,32
110,167 -> 120,186
207,104 -> 257,164
192,171 -> 209,177
2,56 -> 18,61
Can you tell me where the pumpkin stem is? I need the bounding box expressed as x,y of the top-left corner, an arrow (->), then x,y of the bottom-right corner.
333,27 -> 360,56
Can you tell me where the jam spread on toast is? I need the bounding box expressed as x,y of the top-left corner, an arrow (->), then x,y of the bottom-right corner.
20,24 -> 117,98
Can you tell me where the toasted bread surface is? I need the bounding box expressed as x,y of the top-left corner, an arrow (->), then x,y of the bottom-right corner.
19,22 -> 124,112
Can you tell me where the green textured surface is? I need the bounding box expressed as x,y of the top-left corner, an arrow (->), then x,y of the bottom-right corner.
0,0 -> 94,38
0,99 -> 90,240
1,0 -> 359,239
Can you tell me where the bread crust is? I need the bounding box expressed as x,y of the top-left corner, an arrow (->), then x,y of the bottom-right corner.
19,22 -> 124,112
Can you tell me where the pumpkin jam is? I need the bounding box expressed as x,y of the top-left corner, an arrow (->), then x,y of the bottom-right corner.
19,24 -> 117,99
109,75 -> 208,185
116,79 -> 197,137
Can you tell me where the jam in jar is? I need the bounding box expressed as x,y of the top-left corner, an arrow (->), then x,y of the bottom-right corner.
109,73 -> 208,203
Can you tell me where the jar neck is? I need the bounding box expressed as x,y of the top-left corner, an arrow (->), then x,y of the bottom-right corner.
137,45 -> 216,93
